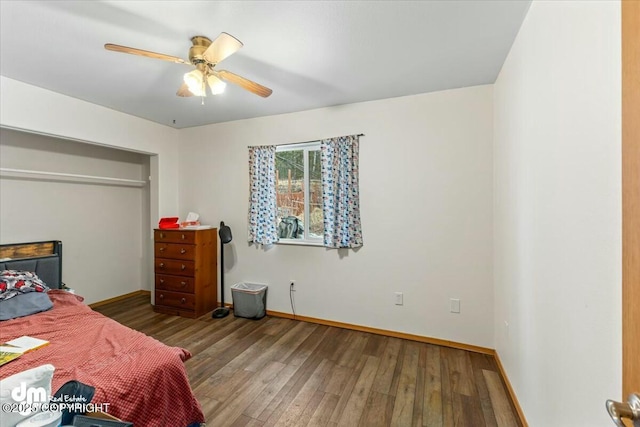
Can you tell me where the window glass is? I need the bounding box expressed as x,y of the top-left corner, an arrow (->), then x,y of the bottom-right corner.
308,149 -> 323,239
275,143 -> 322,243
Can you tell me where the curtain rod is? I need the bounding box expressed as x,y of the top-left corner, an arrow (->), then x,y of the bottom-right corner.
249,133 -> 365,148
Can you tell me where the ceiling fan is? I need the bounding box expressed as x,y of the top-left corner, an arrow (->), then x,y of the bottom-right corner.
105,32 -> 272,99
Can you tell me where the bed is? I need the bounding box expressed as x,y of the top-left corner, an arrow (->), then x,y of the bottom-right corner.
0,241 -> 205,427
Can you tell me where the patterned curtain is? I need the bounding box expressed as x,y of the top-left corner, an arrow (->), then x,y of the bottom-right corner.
321,135 -> 363,248
247,146 -> 279,245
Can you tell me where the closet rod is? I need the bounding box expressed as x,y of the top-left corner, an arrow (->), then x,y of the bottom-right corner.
0,168 -> 147,186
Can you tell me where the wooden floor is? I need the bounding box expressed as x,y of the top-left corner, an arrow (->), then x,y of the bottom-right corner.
94,294 -> 522,427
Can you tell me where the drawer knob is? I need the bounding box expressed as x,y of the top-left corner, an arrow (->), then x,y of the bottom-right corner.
181,281 -> 187,287
159,294 -> 164,299
181,234 -> 185,240
159,247 -> 165,252
181,264 -> 186,270
181,298 -> 186,304
160,233 -> 164,239
160,263 -> 164,268
180,248 -> 186,254
160,279 -> 164,284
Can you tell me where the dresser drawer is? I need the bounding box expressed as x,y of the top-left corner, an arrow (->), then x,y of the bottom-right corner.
155,274 -> 195,293
154,243 -> 196,260
154,259 -> 195,276
155,290 -> 196,310
154,230 -> 195,244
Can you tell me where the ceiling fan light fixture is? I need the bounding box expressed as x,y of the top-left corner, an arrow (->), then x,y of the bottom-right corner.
207,75 -> 226,95
105,32 -> 272,99
184,69 -> 206,97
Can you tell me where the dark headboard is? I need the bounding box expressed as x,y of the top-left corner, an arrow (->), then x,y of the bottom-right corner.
0,241 -> 63,289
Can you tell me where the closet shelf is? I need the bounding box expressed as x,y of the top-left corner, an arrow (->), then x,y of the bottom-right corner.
0,167 -> 147,187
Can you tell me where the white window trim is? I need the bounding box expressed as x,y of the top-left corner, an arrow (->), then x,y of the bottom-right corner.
275,141 -> 323,245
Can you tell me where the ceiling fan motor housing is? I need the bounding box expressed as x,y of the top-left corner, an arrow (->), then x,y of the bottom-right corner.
189,36 -> 212,68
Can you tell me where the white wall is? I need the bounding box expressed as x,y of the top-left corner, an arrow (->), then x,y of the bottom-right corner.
0,76 -> 180,219
493,1 -> 621,426
179,85 -> 495,348
0,76 -> 181,301
0,129 -> 150,303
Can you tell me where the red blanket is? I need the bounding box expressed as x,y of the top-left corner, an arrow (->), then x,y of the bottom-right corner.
0,290 -> 204,427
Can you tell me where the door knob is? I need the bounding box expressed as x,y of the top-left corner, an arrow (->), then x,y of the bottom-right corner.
607,394 -> 640,427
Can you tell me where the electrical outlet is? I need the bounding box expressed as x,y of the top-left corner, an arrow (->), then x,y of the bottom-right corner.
394,292 -> 403,305
450,298 -> 460,313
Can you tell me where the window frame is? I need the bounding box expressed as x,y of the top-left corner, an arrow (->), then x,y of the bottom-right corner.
275,141 -> 323,246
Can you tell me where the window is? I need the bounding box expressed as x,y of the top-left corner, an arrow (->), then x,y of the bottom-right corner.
275,142 -> 323,244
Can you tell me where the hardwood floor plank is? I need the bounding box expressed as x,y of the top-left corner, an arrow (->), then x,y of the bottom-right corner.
363,333 -> 386,358
460,393 -> 488,427
388,340 -> 406,397
231,414 -> 264,427
246,321 -> 318,372
469,353 -> 498,427
442,347 -> 476,397
203,368 -> 254,401
94,296 -> 522,427
322,364 -> 353,396
328,355 -> 367,425
264,328 -> 350,423
214,324 -> 286,377
336,333 -> 369,369
412,344 -> 426,427
243,364 -> 300,419
209,361 -> 287,426
337,355 -> 380,426
423,345 -> 443,427
198,395 -> 222,423
371,337 -> 402,395
390,342 -> 419,426
283,324 -> 330,367
307,392 -> 340,427
272,358 -> 333,426
298,390 -> 326,427
359,391 -> 394,427
440,350 -> 454,427
257,352 -> 327,423
483,370 -> 519,427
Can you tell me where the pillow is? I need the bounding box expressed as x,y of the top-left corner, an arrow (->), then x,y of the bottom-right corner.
0,293 -> 53,321
0,271 -> 50,301
0,364 -> 55,426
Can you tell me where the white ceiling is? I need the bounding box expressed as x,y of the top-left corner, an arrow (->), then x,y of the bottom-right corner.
0,1 -> 531,129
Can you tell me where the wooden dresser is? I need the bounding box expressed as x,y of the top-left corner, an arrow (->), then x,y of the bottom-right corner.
153,228 -> 217,318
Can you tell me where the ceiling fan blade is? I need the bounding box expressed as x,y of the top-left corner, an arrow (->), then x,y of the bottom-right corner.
105,43 -> 189,64
176,83 -> 194,97
203,33 -> 243,65
215,70 -> 273,98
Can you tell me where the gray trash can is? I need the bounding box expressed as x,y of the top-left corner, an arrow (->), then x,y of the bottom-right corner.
231,282 -> 268,319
